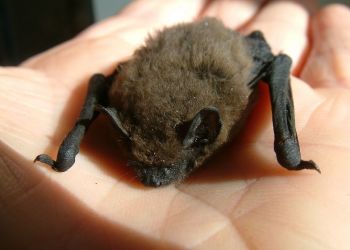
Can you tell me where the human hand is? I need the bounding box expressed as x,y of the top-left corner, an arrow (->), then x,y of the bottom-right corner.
1,1 -> 349,249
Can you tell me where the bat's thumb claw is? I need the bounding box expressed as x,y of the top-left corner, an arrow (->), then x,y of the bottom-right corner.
299,160 -> 321,174
34,154 -> 55,168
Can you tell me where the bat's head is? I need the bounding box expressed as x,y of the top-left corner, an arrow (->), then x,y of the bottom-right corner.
110,102 -> 222,187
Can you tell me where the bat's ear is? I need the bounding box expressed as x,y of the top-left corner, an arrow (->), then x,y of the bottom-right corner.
182,107 -> 222,148
95,105 -> 130,139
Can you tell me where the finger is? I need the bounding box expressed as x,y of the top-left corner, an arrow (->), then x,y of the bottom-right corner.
300,4 -> 350,88
241,1 -> 313,72
202,0 -> 263,29
21,0 -> 207,84
80,0 -> 207,39
0,67 -> 62,152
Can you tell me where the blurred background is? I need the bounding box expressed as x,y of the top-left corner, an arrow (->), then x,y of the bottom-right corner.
0,0 -> 349,65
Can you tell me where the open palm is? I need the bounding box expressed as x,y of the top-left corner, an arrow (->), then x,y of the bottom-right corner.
1,1 -> 349,249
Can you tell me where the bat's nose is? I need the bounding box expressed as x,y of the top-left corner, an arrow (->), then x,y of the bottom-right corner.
129,160 -> 193,187
140,173 -> 163,187
135,165 -> 176,187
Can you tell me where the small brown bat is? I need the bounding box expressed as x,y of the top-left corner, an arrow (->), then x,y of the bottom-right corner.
35,18 -> 319,186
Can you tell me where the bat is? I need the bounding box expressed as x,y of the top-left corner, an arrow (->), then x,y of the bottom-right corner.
34,18 -> 319,187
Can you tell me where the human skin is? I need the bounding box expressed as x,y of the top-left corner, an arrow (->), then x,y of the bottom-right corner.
0,0 -> 350,249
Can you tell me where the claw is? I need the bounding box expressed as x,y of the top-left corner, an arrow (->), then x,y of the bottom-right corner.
299,160 -> 321,174
34,154 -> 55,167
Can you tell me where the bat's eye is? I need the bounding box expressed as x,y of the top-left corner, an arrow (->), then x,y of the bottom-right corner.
193,138 -> 209,145
152,128 -> 167,143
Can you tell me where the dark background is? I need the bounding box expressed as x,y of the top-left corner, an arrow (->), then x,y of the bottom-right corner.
0,0 -> 349,65
0,0 -> 94,65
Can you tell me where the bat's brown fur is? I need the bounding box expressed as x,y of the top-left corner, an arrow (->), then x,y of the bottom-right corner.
108,18 -> 255,171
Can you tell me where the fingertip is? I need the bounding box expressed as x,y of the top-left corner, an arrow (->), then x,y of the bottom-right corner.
300,3 -> 350,88
315,3 -> 350,21
202,0 -> 262,29
80,0 -> 207,40
312,3 -> 350,37
241,1 -> 311,69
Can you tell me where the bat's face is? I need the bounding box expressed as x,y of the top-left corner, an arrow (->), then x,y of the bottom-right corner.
117,106 -> 222,186
107,60 -> 228,186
